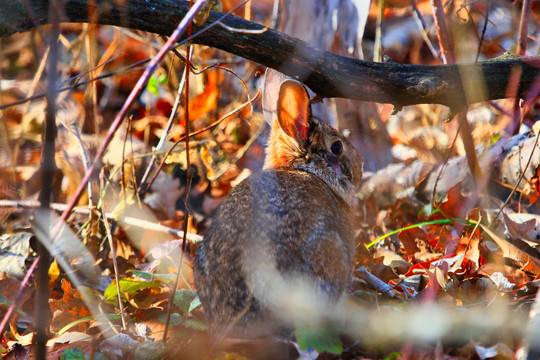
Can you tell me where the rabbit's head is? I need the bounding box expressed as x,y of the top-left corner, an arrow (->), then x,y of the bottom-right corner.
264,79 -> 363,205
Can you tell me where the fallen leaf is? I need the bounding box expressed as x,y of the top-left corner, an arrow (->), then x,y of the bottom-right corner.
505,212 -> 540,243
50,280 -> 92,333
475,342 -> 514,360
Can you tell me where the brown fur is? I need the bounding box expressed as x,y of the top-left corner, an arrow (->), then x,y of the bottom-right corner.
194,80 -> 363,339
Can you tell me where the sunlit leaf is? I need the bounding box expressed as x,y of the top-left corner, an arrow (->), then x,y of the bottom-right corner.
104,278 -> 161,304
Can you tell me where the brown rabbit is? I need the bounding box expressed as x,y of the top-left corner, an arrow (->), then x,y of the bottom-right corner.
193,79 -> 363,338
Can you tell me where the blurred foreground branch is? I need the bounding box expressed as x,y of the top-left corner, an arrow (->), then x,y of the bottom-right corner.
1,0 -> 539,108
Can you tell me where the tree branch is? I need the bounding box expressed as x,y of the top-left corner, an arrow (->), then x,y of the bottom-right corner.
2,0 -> 539,107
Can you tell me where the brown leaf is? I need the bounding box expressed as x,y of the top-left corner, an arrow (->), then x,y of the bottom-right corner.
397,227 -> 424,258
504,212 -> 540,243
480,223 -> 540,274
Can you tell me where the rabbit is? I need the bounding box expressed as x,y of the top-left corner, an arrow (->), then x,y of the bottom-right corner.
193,79 -> 363,339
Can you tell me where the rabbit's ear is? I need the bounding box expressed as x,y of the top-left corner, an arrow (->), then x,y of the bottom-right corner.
277,80 -> 310,142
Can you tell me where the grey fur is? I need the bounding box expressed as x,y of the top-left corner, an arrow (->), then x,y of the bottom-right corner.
193,80 -> 363,338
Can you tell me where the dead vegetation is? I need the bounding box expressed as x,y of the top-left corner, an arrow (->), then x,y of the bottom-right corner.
0,0 -> 540,359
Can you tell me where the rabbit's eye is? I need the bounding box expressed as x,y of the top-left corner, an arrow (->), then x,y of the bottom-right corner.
330,140 -> 343,155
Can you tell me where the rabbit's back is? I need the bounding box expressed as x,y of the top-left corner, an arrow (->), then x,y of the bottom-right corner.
194,170 -> 356,336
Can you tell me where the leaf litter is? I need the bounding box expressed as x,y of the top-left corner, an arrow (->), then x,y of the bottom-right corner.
0,0 -> 539,359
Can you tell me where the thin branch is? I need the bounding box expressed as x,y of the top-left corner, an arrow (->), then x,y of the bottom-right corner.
0,199 -> 204,242
35,0 -> 61,357
144,91 -> 258,191
410,0 -> 440,61
2,0 -> 540,108
430,0 -> 455,64
138,52 -> 189,195
101,205 -> 128,330
48,0 -> 219,243
430,0 -> 482,196
517,0 -> 533,56
163,0 -> 200,343
0,59 -> 147,111
475,0 -> 490,64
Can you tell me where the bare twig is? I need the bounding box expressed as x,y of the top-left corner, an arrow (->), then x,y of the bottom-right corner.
431,110 -> 467,207
2,0 -> 540,107
145,91 -> 258,191
374,0 -> 383,62
164,0 -> 200,344
517,0 -> 533,56
0,60 -> 147,111
121,216 -> 203,243
138,47 -> 190,195
140,57 -> 253,195
101,205 -> 128,330
458,109 -> 482,184
49,0 -> 214,243
474,0 -> 490,64
0,199 -> 204,243
430,0 -> 482,194
356,267 -> 395,299
430,0 -> 455,64
35,0 -> 61,358
410,0 -> 440,61
13,47 -> 50,165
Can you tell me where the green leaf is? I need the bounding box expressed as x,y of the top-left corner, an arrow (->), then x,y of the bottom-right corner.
134,341 -> 165,360
384,352 -> 402,360
158,313 -> 183,326
60,346 -> 86,360
93,353 -> 107,360
231,126 -> 239,144
156,72 -> 167,84
132,270 -> 153,281
147,76 -> 159,97
147,73 -> 167,97
173,289 -> 198,315
489,132 -> 501,145
104,278 -> 161,304
295,327 -> 343,355
0,293 -> 11,306
131,270 -> 176,282
187,295 -> 202,314
183,318 -> 207,331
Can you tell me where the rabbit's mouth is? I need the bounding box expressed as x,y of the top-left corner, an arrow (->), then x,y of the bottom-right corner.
326,155 -> 345,175
329,161 -> 342,174
326,156 -> 356,187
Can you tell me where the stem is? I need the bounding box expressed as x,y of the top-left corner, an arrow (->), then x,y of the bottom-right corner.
35,0 -> 61,358
366,218 -> 470,248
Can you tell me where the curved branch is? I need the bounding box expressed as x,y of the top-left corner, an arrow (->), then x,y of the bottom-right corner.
2,0 -> 539,107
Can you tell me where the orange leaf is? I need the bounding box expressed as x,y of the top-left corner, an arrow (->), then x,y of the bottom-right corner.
49,279 -> 92,333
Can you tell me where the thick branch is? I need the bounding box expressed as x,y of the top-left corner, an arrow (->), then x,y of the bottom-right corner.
2,0 -> 539,107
